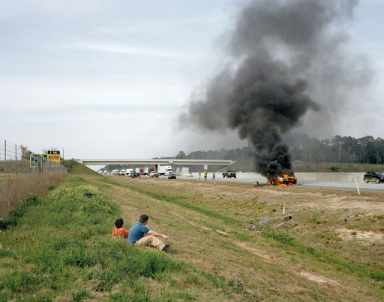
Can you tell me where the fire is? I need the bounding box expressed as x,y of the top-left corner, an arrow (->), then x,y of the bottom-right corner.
268,173 -> 297,186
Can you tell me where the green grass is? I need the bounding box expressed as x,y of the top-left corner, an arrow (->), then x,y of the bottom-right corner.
0,175 -> 250,301
102,176 -> 384,300
2,169 -> 384,301
104,177 -> 384,285
123,183 -> 241,225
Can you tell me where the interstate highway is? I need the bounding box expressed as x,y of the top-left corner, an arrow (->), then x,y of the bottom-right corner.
176,175 -> 384,193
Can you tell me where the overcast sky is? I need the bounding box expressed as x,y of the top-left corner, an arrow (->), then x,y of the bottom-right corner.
1,0 -> 383,162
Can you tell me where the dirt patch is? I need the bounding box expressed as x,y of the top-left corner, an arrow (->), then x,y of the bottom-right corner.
234,241 -> 274,261
298,194 -> 384,214
298,271 -> 339,285
337,228 -> 384,244
169,211 -> 229,235
216,230 -> 230,236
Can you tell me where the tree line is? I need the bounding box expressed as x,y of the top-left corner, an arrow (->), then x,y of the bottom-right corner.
175,134 -> 384,165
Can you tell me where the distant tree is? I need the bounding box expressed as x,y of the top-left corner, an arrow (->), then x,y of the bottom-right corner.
374,138 -> 384,164
187,149 -> 228,160
20,145 -> 30,159
116,134 -> 384,168
341,136 -> 359,163
176,151 -> 187,159
358,136 -> 376,164
224,149 -> 236,160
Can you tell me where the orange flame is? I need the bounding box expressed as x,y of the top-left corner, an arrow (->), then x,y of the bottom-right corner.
268,173 -> 297,186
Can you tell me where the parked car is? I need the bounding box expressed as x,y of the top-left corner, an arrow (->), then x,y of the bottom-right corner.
130,172 -> 140,178
186,172 -> 193,177
363,172 -> 384,184
168,173 -> 177,179
149,171 -> 159,178
222,170 -> 236,178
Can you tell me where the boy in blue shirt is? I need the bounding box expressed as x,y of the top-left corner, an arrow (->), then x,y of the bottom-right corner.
128,214 -> 170,252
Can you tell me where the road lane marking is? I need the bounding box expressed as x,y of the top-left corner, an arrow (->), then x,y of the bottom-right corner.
302,183 -> 384,190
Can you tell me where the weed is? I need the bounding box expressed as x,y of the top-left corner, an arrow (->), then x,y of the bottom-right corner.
72,288 -> 92,301
0,195 -> 40,230
46,184 -> 55,190
261,228 -> 294,246
370,272 -> 384,282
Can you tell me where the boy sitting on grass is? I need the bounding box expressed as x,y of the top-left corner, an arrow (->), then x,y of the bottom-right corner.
111,218 -> 129,238
128,214 -> 170,252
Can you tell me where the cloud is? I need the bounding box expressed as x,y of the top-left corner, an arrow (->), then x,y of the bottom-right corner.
0,76 -> 191,109
92,8 -> 228,36
0,0 -> 107,19
57,41 -> 190,60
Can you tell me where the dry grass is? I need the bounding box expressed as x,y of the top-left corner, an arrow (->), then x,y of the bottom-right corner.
0,171 -> 67,217
85,175 -> 384,301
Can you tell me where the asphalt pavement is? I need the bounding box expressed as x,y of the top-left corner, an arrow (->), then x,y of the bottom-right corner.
176,175 -> 384,193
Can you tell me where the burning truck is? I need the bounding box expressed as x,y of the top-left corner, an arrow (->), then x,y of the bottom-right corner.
267,173 -> 297,186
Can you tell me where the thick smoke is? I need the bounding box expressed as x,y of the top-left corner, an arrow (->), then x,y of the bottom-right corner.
180,0 -> 361,177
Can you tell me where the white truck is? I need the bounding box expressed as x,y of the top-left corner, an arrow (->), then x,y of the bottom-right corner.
157,165 -> 173,176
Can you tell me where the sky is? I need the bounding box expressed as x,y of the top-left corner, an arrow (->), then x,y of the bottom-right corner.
1,0 -> 383,162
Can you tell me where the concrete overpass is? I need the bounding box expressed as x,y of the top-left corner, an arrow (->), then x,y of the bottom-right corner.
75,159 -> 235,167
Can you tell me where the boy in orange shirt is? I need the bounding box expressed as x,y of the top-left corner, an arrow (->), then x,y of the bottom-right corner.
111,218 -> 129,238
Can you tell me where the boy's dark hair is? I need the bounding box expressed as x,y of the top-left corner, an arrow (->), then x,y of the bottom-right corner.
139,214 -> 149,223
115,218 -> 124,228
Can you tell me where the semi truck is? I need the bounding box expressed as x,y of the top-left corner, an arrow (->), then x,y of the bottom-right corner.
157,165 -> 173,176
139,167 -> 154,175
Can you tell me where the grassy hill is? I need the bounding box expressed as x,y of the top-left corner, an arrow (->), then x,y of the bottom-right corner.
1,170 -> 383,301
63,159 -> 101,176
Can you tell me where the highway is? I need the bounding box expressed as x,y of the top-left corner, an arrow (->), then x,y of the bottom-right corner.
175,175 -> 384,193
298,180 -> 384,193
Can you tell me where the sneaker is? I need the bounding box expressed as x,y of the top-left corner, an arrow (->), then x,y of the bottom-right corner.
162,244 -> 170,252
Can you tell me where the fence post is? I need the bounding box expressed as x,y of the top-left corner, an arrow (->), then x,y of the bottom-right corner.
4,140 -> 6,184
15,144 -> 18,179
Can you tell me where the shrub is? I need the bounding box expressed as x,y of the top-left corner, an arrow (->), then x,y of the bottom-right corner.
329,166 -> 339,172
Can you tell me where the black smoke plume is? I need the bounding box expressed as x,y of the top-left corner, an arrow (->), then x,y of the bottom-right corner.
179,0 -> 360,177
